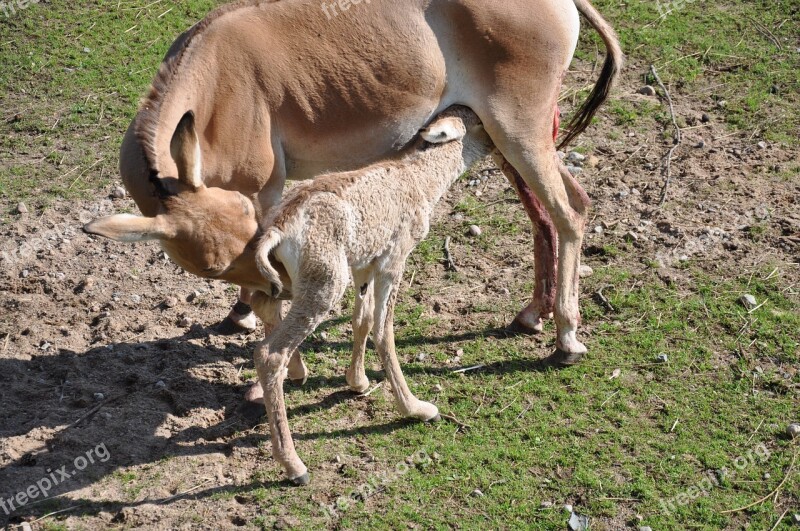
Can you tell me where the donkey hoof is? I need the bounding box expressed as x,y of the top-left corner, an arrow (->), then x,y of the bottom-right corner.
289,376 -> 308,387
289,472 -> 310,486
215,316 -> 255,336
426,413 -> 442,423
507,316 -> 544,336
545,348 -> 585,367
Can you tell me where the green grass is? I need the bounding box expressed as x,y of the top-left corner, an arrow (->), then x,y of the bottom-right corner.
1,1 -> 798,529
577,0 -> 800,145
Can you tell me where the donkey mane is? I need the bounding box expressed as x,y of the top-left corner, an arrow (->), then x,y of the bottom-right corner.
134,0 -> 280,172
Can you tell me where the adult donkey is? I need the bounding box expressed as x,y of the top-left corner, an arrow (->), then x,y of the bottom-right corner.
118,0 -> 621,366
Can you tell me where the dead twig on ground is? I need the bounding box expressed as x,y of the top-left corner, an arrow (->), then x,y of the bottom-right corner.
440,413 -> 472,431
649,65 -> 682,207
721,446 -> 797,514
443,236 -> 457,272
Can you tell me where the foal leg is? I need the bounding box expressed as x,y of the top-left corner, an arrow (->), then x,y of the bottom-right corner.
346,271 -> 374,393
371,272 -> 439,421
246,292 -> 308,404
496,154 -> 558,334
254,282 -> 343,484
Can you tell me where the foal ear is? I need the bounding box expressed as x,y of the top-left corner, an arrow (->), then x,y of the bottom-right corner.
83,214 -> 175,242
170,111 -> 204,190
420,117 -> 467,144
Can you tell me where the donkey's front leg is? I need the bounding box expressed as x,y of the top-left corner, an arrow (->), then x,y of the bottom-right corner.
372,273 -> 439,422
217,287 -> 259,334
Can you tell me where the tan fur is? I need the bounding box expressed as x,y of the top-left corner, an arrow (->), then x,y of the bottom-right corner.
247,107 -> 494,481
114,0 -> 622,356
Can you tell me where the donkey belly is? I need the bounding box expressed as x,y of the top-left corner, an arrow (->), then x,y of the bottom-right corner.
270,3 -> 451,179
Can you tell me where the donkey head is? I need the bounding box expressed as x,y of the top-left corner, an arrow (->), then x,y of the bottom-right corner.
84,112 -> 267,290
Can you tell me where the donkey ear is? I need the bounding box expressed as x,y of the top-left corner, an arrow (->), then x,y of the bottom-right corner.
170,111 -> 204,190
420,117 -> 467,144
83,214 -> 175,242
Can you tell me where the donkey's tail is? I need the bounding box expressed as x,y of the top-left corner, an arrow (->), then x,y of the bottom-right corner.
558,0 -> 624,150
256,228 -> 284,298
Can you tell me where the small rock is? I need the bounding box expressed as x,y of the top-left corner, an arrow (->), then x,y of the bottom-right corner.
757,141 -> 767,150
631,187 -> 641,196
609,368 -> 621,380
130,294 -> 141,304
178,316 -> 193,328
656,353 -> 669,363
787,423 -> 800,439
83,47 -> 91,53
568,512 -> 590,531
471,489 -> 484,498
792,513 -> 800,524
617,189 -> 630,199
563,504 -> 573,513
540,501 -> 553,508
154,380 -> 167,390
578,265 -> 594,278
716,100 -> 727,109
556,151 -> 566,160
694,140 -> 706,149
334,455 -> 341,464
625,231 -> 639,242
93,392 -> 105,401
701,113 -> 711,123
111,186 -> 127,199
638,85 -> 657,96
739,294 -> 758,310
20,523 -> 32,531
432,384 -> 443,393
16,202 -> 28,214
639,527 -> 653,531
565,165 -> 583,176
416,353 -> 427,362
39,341 -> 51,351
567,152 -> 586,164
21,270 -> 29,278
164,296 -> 179,309
499,287 -> 510,296
468,225 -> 482,237
763,472 -> 771,479
679,255 -> 689,262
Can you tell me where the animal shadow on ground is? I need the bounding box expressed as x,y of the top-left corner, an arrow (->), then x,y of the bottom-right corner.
0,322 -> 553,525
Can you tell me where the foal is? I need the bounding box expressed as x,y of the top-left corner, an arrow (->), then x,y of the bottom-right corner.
249,106 -> 495,483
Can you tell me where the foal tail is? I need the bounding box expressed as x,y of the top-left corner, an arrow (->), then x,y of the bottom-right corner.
558,0 -> 624,150
256,228 -> 284,298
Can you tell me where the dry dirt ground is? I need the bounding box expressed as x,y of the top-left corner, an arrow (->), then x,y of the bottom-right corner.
1,54 -> 798,529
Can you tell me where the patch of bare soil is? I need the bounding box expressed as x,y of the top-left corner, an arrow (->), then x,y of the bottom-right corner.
0,60 -> 797,529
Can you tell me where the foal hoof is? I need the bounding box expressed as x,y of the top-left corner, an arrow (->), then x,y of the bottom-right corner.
544,348 -> 585,367
215,316 -> 256,336
426,413 -> 442,423
289,472 -> 311,486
